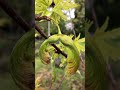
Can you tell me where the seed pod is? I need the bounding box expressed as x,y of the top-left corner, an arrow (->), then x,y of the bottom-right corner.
39,34 -> 80,76
60,35 -> 80,76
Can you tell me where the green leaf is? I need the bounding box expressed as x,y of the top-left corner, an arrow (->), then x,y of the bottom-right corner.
73,34 -> 85,52
62,1 -> 80,10
53,8 -> 67,21
86,17 -> 120,61
85,18 -> 93,31
35,0 -> 52,14
51,12 -> 60,25
94,17 -> 109,35
54,0 -> 63,5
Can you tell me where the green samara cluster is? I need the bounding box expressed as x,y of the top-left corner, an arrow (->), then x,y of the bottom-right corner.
39,34 -> 80,77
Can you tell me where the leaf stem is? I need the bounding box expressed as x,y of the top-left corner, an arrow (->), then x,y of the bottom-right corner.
57,25 -> 62,34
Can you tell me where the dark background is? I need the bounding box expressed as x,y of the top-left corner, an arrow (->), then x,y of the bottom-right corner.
86,0 -> 120,31
86,0 -> 120,90
0,0 -> 33,89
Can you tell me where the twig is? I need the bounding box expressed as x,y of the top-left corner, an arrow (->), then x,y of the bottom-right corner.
56,76 -> 65,90
35,25 -> 48,39
69,10 -> 76,38
35,16 -> 51,21
49,74 -> 53,90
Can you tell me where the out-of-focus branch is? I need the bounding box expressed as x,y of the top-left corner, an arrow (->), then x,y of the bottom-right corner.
86,0 -> 99,28
107,63 -> 119,90
92,8 -> 99,28
0,0 -> 30,32
0,0 -> 67,58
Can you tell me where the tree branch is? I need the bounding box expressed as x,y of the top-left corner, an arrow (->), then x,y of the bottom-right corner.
0,0 -> 67,58
35,25 -> 48,39
35,16 -> 51,21
107,63 -> 119,90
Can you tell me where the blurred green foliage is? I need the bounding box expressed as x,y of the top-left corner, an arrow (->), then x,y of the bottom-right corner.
73,0 -> 85,38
